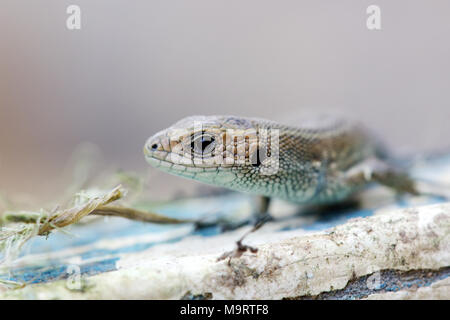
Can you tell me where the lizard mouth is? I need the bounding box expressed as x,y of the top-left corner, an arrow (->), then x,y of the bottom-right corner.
144,141 -> 227,171
145,156 -> 223,175
144,147 -> 235,171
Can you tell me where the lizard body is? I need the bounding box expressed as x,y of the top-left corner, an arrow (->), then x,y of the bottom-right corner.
144,115 -> 417,206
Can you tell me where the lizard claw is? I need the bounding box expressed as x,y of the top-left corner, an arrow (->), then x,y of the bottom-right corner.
217,213 -> 272,262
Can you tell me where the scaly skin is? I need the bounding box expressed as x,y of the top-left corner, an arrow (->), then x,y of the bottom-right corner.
143,115 -> 413,205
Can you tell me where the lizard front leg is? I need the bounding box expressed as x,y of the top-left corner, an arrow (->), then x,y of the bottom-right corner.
195,195 -> 272,232
217,196 -> 272,261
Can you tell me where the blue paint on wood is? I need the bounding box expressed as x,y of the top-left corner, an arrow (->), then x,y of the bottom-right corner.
1,257 -> 119,284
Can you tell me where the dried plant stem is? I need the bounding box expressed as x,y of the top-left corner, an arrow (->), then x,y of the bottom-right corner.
2,186 -> 190,236
0,185 -> 192,269
90,205 -> 189,224
37,186 -> 124,235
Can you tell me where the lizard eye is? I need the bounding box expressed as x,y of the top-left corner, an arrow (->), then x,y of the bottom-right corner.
191,133 -> 216,156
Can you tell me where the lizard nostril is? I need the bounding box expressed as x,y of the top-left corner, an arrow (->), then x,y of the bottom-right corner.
151,143 -> 158,151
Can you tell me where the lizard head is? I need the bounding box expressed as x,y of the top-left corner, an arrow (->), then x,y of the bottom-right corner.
144,115 -> 280,190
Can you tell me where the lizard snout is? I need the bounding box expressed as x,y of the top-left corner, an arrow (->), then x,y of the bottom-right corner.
143,133 -> 171,161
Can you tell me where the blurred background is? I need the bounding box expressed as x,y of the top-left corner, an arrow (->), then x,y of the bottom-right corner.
0,0 -> 449,203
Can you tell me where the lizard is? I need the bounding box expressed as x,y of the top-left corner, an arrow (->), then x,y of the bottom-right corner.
143,115 -> 441,255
